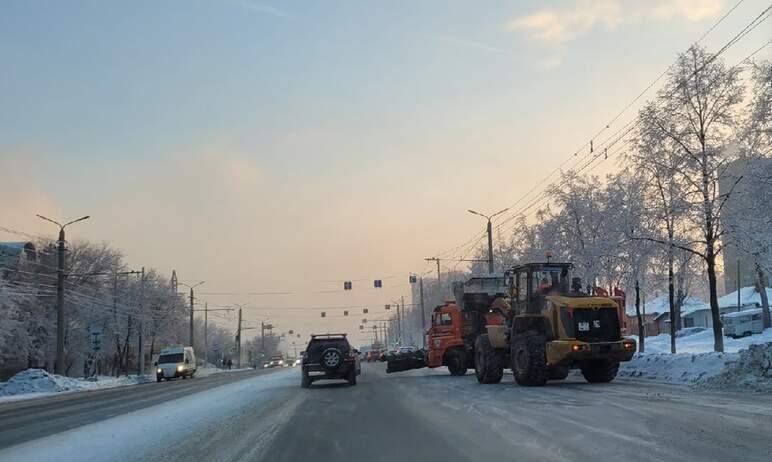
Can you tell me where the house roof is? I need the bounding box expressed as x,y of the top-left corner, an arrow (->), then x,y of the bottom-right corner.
717,286 -> 772,309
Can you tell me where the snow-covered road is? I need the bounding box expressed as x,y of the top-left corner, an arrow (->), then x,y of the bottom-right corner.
0,364 -> 770,462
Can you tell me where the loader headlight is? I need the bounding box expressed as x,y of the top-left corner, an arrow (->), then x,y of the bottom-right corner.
571,344 -> 588,352
623,341 -> 636,350
177,365 -> 184,372
157,368 -> 162,374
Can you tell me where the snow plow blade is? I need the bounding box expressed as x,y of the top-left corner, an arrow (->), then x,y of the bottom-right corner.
386,351 -> 427,373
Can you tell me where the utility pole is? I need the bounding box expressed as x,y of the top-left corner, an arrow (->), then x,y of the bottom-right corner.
137,267 -> 145,376
204,302 -> 208,366
419,277 -> 426,348
401,296 -> 405,345
261,321 -> 266,353
236,308 -> 242,368
425,257 -> 441,285
396,302 -> 402,346
189,288 -> 194,345
737,258 -> 741,312
179,281 -> 205,347
468,208 -> 509,274
36,214 -> 90,375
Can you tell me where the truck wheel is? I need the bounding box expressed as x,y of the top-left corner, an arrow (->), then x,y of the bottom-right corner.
511,335 -> 548,386
301,370 -> 311,388
580,359 -> 619,383
475,335 -> 503,384
446,349 -> 467,376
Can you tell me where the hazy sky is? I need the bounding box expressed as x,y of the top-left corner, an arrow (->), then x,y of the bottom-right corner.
2,0 -> 770,347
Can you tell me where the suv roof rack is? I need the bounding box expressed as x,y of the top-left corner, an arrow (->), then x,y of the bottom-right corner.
310,333 -> 347,339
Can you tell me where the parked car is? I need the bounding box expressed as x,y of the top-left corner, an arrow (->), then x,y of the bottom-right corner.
155,346 -> 196,382
301,333 -> 359,388
723,309 -> 764,338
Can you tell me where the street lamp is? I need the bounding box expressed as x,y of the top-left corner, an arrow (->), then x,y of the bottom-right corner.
36,214 -> 90,375
179,280 -> 205,346
467,208 -> 509,274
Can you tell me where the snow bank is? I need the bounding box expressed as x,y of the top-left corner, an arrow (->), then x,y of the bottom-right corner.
619,351 -> 736,384
0,369 -> 152,401
700,343 -> 772,392
631,327 -> 772,354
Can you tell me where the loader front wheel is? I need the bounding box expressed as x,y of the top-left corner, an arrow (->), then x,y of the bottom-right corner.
580,359 -> 619,383
446,349 -> 467,376
512,335 -> 548,386
475,335 -> 503,384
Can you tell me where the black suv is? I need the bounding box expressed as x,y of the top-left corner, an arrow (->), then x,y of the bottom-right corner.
301,333 -> 359,388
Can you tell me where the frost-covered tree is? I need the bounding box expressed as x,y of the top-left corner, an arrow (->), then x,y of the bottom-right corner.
634,45 -> 745,352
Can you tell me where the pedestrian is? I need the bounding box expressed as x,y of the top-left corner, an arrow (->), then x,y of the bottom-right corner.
227,358 -> 233,370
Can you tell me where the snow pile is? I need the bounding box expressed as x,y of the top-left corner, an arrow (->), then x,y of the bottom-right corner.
619,351 -> 735,384
630,327 -> 772,354
700,343 -> 772,392
0,369 -> 85,395
0,369 -> 152,401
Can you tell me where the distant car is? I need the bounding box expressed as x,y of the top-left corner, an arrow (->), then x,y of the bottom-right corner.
301,333 -> 360,388
293,358 -> 302,367
155,346 -> 196,382
398,346 -> 418,354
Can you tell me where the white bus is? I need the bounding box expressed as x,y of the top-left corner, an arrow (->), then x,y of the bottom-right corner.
722,309 -> 764,338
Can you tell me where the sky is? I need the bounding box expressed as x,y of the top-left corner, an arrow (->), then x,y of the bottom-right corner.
1,0 -> 770,348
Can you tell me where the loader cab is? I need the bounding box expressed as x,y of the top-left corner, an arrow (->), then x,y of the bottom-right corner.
506,263 -> 572,315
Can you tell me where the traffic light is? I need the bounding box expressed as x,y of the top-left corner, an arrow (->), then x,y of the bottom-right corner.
374,279 -> 382,288
343,281 -> 352,290
288,330 -> 294,335
362,318 -> 367,323
363,308 -> 369,314
321,312 -> 326,318
385,304 -> 391,310
409,275 -> 417,283
359,325 -> 363,330
344,310 -> 349,316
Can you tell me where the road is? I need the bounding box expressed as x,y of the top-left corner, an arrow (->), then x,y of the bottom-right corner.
0,364 -> 770,462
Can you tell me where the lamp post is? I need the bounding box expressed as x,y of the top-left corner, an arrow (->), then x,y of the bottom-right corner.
36,214 -> 90,375
467,208 -> 509,274
179,281 -> 205,347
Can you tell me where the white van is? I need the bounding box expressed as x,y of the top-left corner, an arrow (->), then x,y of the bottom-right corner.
155,346 -> 196,381
722,309 -> 764,338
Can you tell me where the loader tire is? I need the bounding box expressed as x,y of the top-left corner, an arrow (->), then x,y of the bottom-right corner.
548,366 -> 570,381
446,349 -> 467,376
475,335 -> 503,384
512,335 -> 548,386
580,359 -> 619,383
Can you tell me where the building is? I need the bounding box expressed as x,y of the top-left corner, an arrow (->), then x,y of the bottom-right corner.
0,241 -> 37,278
720,157 -> 772,292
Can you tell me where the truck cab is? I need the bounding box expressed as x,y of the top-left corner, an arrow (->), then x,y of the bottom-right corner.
423,275 -> 508,376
